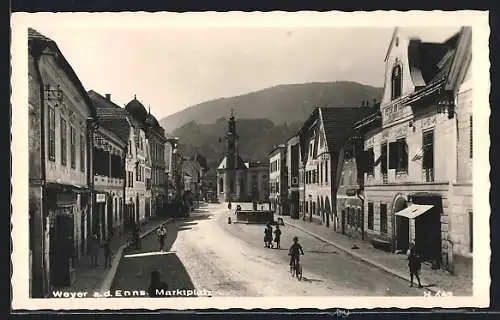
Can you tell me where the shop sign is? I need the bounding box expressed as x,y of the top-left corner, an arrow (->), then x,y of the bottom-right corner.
96,194 -> 106,203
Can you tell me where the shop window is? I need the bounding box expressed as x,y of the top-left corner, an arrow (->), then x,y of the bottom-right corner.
380,203 -> 387,234
422,130 -> 434,182
60,118 -> 67,166
368,203 -> 374,230
389,138 -> 408,173
48,105 -> 56,161
391,65 -> 402,100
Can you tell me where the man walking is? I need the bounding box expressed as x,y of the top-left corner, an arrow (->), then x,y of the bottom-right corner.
103,236 -> 113,268
408,242 -> 423,288
90,233 -> 99,268
156,225 -> 167,252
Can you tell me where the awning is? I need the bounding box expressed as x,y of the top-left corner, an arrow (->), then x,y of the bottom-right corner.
395,204 -> 434,219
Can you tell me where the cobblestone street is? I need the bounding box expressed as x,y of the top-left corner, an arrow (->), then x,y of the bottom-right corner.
110,204 -> 425,297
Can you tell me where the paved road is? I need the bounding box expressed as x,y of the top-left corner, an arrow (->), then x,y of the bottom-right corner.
111,203 -> 423,297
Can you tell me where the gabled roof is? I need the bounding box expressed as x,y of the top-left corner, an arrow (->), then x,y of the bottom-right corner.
28,28 -> 97,119
88,91 -> 131,143
444,27 -> 472,91
217,156 -> 248,170
320,107 -> 373,153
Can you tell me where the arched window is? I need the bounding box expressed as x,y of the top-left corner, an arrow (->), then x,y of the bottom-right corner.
391,65 -> 402,100
219,177 -> 224,193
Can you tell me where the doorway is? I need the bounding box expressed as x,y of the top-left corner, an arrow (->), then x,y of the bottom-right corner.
49,210 -> 74,287
393,196 -> 409,252
395,216 -> 409,252
413,195 -> 443,267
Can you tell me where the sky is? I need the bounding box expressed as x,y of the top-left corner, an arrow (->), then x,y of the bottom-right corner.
25,15 -> 461,120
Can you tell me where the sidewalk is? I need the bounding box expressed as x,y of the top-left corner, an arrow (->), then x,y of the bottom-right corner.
64,217 -> 171,296
283,216 -> 472,296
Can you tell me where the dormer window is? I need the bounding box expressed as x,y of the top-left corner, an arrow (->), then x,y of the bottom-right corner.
391,65 -> 402,100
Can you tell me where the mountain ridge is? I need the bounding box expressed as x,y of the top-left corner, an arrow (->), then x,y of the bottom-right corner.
159,81 -> 383,133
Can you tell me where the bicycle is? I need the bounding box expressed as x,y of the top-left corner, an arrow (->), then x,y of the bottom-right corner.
289,254 -> 303,280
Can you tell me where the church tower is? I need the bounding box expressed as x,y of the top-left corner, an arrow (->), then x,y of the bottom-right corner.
224,109 -> 239,202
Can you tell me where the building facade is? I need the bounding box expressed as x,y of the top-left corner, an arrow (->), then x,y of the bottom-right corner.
286,135 -> 301,219
88,91 -> 129,239
28,28 -> 97,297
445,27 -> 473,275
359,28 -> 463,270
124,97 -> 152,225
145,114 -> 168,217
297,107 -> 372,230
268,145 -> 288,215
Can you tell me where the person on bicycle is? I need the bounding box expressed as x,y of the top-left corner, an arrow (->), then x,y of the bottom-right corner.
156,225 -> 167,252
289,236 -> 304,271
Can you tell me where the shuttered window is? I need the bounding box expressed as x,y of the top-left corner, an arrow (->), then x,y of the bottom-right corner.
389,139 -> 408,173
80,134 -> 85,172
422,130 -> 434,182
367,147 -> 374,176
60,118 -> 67,165
48,106 -> 56,161
70,126 -> 76,169
380,143 -> 388,174
367,203 -> 374,230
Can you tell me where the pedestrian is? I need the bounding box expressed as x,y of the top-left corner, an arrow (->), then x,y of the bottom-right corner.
408,242 -> 423,288
156,225 -> 167,252
264,226 -> 270,248
90,233 -> 99,268
103,236 -> 112,268
148,270 -> 169,297
274,225 -> 282,249
133,223 -> 141,249
266,223 -> 274,248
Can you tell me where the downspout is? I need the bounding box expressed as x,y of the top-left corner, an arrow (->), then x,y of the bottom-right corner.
32,45 -> 47,298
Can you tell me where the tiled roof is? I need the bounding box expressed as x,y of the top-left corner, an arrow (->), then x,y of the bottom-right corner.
320,107 -> 373,153
28,28 -> 54,42
28,28 -> 97,119
89,92 -> 130,143
408,31 -> 460,88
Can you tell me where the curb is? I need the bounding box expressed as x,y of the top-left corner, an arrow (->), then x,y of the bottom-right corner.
99,218 -> 173,294
284,220 -> 444,294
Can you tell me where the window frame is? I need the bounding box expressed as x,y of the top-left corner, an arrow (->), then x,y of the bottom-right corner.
380,203 -> 388,234
48,105 -> 56,161
60,117 -> 68,166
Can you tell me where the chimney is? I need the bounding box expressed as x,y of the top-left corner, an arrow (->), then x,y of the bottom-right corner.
105,94 -> 111,101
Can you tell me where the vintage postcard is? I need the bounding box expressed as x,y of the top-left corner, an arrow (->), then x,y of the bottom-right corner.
11,11 -> 490,310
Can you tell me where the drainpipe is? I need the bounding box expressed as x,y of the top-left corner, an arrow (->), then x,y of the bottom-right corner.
32,46 -> 47,298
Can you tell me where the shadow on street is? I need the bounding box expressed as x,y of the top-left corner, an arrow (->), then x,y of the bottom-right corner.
111,219 -> 197,297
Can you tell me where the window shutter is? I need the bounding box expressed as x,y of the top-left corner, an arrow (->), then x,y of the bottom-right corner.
388,142 -> 397,169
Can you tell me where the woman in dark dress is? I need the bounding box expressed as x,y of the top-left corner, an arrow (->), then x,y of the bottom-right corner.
408,242 -> 423,288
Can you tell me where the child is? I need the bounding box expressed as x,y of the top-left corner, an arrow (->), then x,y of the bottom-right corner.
274,225 -> 282,249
